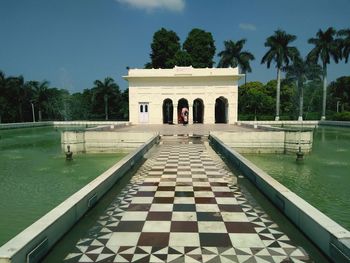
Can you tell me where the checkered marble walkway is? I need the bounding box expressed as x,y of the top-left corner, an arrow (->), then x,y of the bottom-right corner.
64,137 -> 312,263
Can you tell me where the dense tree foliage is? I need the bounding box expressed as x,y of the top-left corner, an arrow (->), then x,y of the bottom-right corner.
284,56 -> 323,120
183,28 -> 216,68
148,28 -> 181,69
147,27 -> 215,68
338,29 -> 350,63
261,29 -> 299,120
217,39 -> 255,84
92,77 -> 121,120
307,27 -> 341,120
2,27 -> 349,123
328,76 -> 350,112
239,82 -> 274,117
0,71 -> 128,123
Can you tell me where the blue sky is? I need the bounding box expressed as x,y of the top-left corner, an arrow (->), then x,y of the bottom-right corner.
0,0 -> 349,92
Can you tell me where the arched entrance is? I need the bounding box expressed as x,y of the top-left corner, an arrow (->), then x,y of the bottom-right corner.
163,99 -> 174,123
177,98 -> 189,124
193,99 -> 204,123
215,97 -> 228,123
162,99 -> 173,124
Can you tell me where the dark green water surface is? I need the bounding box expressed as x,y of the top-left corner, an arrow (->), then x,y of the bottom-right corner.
0,126 -> 126,246
244,126 -> 350,231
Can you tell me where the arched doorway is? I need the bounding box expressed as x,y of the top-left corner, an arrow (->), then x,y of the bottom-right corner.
162,99 -> 173,124
193,99 -> 204,123
177,98 -> 189,124
215,97 -> 228,123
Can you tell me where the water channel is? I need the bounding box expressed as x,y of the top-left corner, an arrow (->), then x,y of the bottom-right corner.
244,125 -> 350,231
0,126 -> 126,246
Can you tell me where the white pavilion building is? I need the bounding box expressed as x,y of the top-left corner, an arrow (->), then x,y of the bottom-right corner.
123,66 -> 243,124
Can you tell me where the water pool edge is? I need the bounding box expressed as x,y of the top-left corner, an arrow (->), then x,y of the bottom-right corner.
0,134 -> 159,263
209,134 -> 350,263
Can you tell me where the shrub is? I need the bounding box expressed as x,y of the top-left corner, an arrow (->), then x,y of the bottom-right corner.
331,111 -> 350,121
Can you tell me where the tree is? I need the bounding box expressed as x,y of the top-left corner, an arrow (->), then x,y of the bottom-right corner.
119,88 -> 129,120
239,82 -> 274,118
168,50 -> 192,67
68,89 -> 94,120
303,79 -> 323,119
285,56 -> 322,120
183,28 -> 216,68
0,71 -> 9,123
92,77 -> 120,120
261,29 -> 299,120
29,80 -> 50,121
45,88 -> 70,120
148,28 -> 181,69
7,76 -> 29,122
264,79 -> 297,118
329,76 -> 350,112
217,39 -> 255,85
338,28 -> 350,63
307,27 -> 341,120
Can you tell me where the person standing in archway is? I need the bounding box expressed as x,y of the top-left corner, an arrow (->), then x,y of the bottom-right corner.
181,107 -> 189,125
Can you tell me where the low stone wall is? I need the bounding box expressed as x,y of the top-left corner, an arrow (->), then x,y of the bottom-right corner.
209,134 -> 350,262
320,120 -> 350,127
53,121 -> 130,127
61,131 -> 157,153
0,122 -> 52,130
237,120 -> 319,126
0,134 -> 160,263
0,121 -> 130,130
211,130 -> 313,154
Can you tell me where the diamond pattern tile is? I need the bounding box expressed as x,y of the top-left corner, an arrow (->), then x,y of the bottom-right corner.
64,137 -> 312,262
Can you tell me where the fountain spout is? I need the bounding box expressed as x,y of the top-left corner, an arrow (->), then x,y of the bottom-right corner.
66,145 -> 73,161
296,146 -> 304,162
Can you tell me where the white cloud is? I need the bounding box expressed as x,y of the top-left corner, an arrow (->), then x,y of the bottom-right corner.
239,23 -> 257,31
116,0 -> 185,12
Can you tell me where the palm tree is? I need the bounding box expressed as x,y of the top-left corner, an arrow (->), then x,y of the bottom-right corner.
0,71 -> 8,123
285,56 -> 322,120
218,39 -> 255,85
307,27 -> 341,120
92,77 -> 120,120
29,80 -> 50,122
261,30 -> 299,120
7,76 -> 28,122
338,28 -> 350,63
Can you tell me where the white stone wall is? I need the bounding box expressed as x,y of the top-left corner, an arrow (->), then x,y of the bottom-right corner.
61,131 -> 157,153
124,66 -> 242,124
211,130 -> 313,153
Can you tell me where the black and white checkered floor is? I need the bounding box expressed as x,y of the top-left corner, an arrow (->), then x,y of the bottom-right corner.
64,138 -> 311,263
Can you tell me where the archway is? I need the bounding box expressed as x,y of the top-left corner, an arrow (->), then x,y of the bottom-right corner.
177,98 -> 189,124
215,97 -> 228,123
193,98 -> 204,123
162,99 -> 173,124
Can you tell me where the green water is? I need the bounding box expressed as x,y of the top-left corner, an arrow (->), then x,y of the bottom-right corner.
0,126 -> 126,246
244,126 -> 350,231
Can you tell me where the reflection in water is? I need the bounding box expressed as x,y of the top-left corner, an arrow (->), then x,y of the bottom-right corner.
0,127 -> 126,246
244,126 -> 350,231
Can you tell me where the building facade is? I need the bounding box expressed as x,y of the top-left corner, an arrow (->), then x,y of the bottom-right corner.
124,66 -> 243,124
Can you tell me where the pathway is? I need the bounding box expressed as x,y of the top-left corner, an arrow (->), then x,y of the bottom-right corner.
64,137 -> 311,263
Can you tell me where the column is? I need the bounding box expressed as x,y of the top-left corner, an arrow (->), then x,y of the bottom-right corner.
189,104 -> 193,124
205,103 -> 215,124
173,104 -> 178,124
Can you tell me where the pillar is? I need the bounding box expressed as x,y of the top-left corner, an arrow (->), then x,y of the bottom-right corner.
173,104 -> 178,124
205,103 -> 215,124
189,104 -> 193,124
